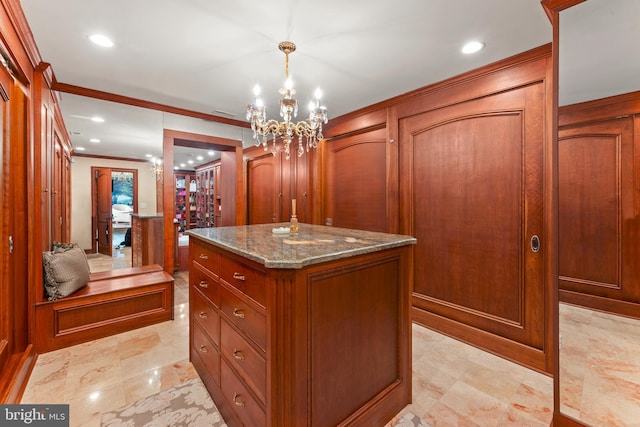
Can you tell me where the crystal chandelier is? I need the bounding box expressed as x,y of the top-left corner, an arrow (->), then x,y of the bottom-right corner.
246,41 -> 328,159
150,158 -> 163,181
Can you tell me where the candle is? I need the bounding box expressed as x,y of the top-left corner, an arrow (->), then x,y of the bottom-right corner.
292,198 -> 296,216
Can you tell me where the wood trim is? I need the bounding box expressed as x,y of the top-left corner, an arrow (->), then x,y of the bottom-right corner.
324,109 -> 387,139
412,307 -> 550,374
0,0 -> 36,83
547,5 -> 562,420
73,153 -> 150,163
162,129 -> 245,275
559,90 -> 640,127
53,82 -> 251,129
541,0 -> 585,15
0,345 -> 36,403
553,412 -> 586,427
559,290 -> 640,321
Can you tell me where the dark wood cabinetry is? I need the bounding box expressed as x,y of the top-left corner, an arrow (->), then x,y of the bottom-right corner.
195,162 -> 218,227
324,125 -> 389,231
175,172 -> 196,230
558,91 -> 640,318
244,147 -> 311,225
322,45 -> 553,373
188,226 -> 413,427
196,152 -> 237,228
0,61 -> 32,402
131,214 -> 164,267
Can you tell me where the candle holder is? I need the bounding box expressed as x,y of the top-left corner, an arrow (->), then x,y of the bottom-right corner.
290,198 -> 298,234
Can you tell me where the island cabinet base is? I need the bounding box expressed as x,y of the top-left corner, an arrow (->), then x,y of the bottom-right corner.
188,236 -> 413,427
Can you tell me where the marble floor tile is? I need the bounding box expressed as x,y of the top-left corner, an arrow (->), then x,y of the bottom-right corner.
559,303 -> 640,425
22,268 -> 556,426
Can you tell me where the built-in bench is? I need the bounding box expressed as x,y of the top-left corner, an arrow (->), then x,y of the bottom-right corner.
35,264 -> 174,353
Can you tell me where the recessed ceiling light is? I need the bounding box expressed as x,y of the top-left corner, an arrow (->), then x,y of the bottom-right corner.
462,41 -> 485,54
145,154 -> 152,158
75,146 -> 86,151
91,116 -> 104,123
174,166 -> 179,170
180,163 -> 186,168
89,34 -> 114,48
187,160 -> 194,164
196,155 -> 203,161
90,138 -> 100,143
208,151 -> 215,156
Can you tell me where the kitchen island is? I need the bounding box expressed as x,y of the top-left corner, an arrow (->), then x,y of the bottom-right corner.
187,223 -> 416,427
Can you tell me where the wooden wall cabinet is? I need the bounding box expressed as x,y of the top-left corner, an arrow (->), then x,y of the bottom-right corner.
558,92 -> 640,318
322,45 -> 554,373
196,152 -> 237,228
131,214 -> 164,267
196,164 -> 216,228
175,172 -> 196,230
244,147 -> 311,225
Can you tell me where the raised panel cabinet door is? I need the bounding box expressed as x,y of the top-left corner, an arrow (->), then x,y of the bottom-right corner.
400,83 -> 545,363
247,153 -> 280,224
52,133 -> 64,243
0,72 -> 29,382
324,127 -> 388,232
558,117 -> 639,303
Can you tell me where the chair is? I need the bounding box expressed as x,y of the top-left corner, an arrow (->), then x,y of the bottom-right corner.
112,204 -> 133,225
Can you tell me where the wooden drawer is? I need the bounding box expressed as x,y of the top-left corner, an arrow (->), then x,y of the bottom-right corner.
192,288 -> 219,347
221,358 -> 266,427
220,285 -> 266,352
220,255 -> 266,308
192,321 -> 220,386
221,318 -> 266,404
191,238 -> 220,274
190,263 -> 219,308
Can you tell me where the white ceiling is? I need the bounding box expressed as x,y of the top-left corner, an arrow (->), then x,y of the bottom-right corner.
559,0 -> 640,106
21,0 -> 552,168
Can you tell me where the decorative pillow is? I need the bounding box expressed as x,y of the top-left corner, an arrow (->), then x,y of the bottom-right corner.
42,245 -> 90,300
51,241 -> 78,252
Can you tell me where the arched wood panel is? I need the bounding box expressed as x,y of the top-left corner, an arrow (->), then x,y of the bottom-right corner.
558,117 -> 640,309
401,84 -> 546,369
324,128 -> 388,232
247,153 -> 280,224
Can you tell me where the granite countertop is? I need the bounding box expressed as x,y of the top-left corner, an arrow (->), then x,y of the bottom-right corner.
131,213 -> 163,218
186,223 -> 416,269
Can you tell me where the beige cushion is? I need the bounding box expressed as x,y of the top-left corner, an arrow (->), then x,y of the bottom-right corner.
43,245 -> 90,300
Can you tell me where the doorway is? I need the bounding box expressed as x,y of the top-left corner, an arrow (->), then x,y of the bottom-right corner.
91,167 -> 138,259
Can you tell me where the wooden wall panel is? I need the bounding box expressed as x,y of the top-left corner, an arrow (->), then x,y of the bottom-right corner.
318,47 -> 552,372
247,152 -> 281,224
244,145 -> 312,226
401,84 -> 546,367
413,113 -> 523,322
558,115 -> 640,313
324,128 -> 388,232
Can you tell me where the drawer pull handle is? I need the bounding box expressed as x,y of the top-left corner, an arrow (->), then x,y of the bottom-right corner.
199,254 -> 209,260
233,272 -> 246,281
199,311 -> 207,319
199,345 -> 208,353
198,280 -> 208,289
233,308 -> 245,319
233,393 -> 245,407
232,349 -> 245,361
